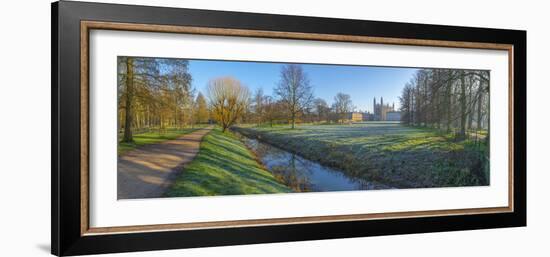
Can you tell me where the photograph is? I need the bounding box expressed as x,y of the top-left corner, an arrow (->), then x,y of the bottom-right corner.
46,1 -> 529,255
116,57 -> 490,199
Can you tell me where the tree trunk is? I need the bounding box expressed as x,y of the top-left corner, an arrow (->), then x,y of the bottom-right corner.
174,95 -> 178,129
122,58 -> 134,143
467,80 -> 474,130
477,82 -> 484,130
410,93 -> 414,126
291,112 -> 296,129
446,81 -> 452,133
459,72 -> 467,138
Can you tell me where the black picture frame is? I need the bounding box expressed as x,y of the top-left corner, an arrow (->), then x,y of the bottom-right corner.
51,1 -> 526,256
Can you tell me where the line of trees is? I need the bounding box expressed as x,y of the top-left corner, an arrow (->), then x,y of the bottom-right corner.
119,60 -> 366,137
251,65 -> 357,127
117,57 -> 210,142
205,64 -> 360,131
399,69 -> 490,139
119,58 -> 492,138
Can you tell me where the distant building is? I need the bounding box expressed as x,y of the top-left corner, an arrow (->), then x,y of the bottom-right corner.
372,97 -> 401,121
386,111 -> 401,121
362,111 -> 373,121
346,112 -> 363,122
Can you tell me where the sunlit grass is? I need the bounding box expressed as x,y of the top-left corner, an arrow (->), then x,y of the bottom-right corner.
166,128 -> 292,197
118,127 -> 203,155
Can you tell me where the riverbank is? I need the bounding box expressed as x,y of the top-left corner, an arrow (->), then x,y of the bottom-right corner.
238,133 -> 391,192
166,128 -> 292,197
234,123 -> 488,188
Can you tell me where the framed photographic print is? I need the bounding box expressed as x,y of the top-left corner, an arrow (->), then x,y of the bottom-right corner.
51,1 -> 526,256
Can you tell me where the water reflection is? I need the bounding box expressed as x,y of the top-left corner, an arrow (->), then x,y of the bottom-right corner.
239,135 -> 391,193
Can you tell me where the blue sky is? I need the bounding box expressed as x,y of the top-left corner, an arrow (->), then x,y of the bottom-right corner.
188,59 -> 418,112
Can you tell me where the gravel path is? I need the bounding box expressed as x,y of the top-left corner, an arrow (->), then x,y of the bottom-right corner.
117,126 -> 213,199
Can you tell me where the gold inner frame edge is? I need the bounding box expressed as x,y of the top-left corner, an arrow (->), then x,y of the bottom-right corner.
80,20 -> 515,236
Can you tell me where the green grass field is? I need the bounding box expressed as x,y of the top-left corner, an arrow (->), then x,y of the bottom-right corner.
165,128 -> 292,197
234,122 -> 489,188
118,127 -> 201,155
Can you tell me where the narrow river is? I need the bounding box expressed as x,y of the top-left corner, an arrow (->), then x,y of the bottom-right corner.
238,134 -> 390,192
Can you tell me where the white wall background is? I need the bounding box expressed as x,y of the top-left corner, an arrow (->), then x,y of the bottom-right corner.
0,0 -> 547,256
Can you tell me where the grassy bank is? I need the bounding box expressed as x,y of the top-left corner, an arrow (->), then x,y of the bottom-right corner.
166,128 -> 292,197
234,123 -> 488,188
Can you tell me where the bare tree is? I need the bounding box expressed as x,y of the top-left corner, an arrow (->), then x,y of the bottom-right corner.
262,96 -> 285,127
399,83 -> 414,125
313,98 -> 330,123
118,57 -> 165,142
121,57 -> 136,142
253,88 -> 265,125
117,57 -> 196,142
274,64 -> 314,129
206,77 -> 250,132
458,70 -> 467,138
332,93 -> 354,123
398,68 -> 489,139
